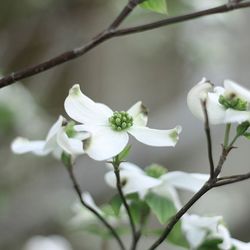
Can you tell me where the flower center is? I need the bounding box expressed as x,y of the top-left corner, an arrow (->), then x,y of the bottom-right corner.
109,111 -> 133,131
219,94 -> 248,111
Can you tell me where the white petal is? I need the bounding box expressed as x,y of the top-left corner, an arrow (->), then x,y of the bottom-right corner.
24,235 -> 72,250
127,101 -> 148,126
119,162 -> 145,174
206,92 -> 226,124
11,137 -> 49,156
64,84 -> 113,125
161,171 -> 209,193
44,116 -> 65,151
187,79 -> 226,124
152,184 -> 182,210
56,129 -> 85,155
217,224 -> 232,250
232,239 -> 250,250
224,79 -> 250,103
187,78 -> 213,121
80,126 -> 129,161
128,126 -> 181,147
224,109 -> 250,123
105,170 -> 162,195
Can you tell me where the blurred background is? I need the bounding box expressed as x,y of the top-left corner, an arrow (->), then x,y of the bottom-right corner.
0,0 -> 250,249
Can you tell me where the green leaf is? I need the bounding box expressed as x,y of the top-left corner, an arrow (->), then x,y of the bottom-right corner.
130,200 -> 150,225
145,192 -> 176,224
117,144 -> 132,161
110,195 -> 123,217
237,121 -> 250,136
197,238 -> 224,250
140,0 -> 167,14
0,103 -> 15,133
167,221 -> 189,248
244,132 -> 250,139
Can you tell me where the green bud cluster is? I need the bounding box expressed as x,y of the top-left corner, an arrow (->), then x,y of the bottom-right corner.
109,111 -> 133,131
219,94 -> 248,111
65,121 -> 76,138
145,164 -> 167,178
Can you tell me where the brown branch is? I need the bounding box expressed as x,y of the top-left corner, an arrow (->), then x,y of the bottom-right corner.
201,100 -> 215,178
66,165 -> 125,250
215,172 -> 250,187
1,1 -> 250,88
112,159 -> 137,250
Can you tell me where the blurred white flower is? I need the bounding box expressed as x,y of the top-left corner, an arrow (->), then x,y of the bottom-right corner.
105,162 -> 209,208
182,214 -> 250,250
23,235 -> 72,250
232,239 -> 250,250
64,84 -> 182,161
187,78 -> 250,124
11,115 -> 88,160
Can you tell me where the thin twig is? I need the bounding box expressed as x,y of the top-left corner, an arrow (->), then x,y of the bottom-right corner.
112,158 -> 137,250
215,172 -> 250,187
1,2 -> 250,88
201,100 -> 215,178
66,165 -> 126,250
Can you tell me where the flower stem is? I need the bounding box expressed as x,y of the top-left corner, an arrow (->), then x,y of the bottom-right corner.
224,123 -> 231,148
66,164 -> 125,250
112,157 -> 137,250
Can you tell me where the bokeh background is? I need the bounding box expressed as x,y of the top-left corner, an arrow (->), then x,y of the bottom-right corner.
0,0 -> 250,249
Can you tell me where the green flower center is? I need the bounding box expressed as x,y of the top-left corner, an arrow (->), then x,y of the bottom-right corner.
145,164 -> 167,178
219,94 -> 248,111
109,111 -> 133,131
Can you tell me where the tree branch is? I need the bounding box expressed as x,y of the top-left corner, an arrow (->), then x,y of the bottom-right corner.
201,100 -> 215,178
1,1 -> 250,88
215,172 -> 250,187
66,165 -> 125,250
112,158 -> 137,250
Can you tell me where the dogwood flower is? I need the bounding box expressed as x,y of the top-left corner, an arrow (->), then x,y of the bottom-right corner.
182,214 -> 250,250
232,239 -> 250,250
104,162 -> 209,208
187,78 -> 250,124
11,116 -> 88,160
64,84 -> 182,161
23,235 -> 72,250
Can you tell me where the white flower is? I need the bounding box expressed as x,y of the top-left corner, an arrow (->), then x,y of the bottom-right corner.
187,78 -> 250,124
105,162 -> 162,196
182,214 -> 250,250
64,84 -> 182,161
11,116 -> 88,160
232,239 -> 250,250
182,214 -> 223,249
23,235 -> 72,250
104,162 -> 209,208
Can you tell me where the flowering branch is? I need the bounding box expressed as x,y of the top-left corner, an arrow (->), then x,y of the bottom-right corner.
1,1 -> 250,88
147,104 -> 247,250
66,164 -> 126,250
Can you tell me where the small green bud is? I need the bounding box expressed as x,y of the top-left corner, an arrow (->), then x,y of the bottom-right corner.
65,121 -> 76,138
145,164 -> 167,178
